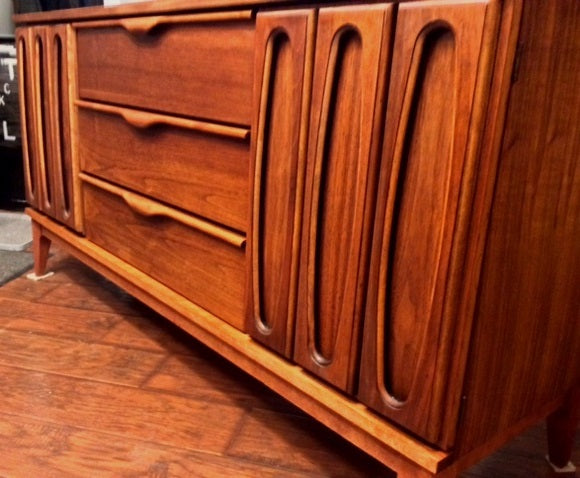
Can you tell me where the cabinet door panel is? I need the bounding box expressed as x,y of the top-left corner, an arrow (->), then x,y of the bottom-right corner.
294,4 -> 393,392
46,25 -> 77,230
358,0 -> 495,447
32,26 -> 57,217
247,10 -> 315,356
18,25 -> 79,231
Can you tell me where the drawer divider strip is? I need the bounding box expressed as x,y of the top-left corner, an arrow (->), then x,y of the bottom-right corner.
76,100 -> 250,140
80,173 -> 246,248
73,10 -> 254,31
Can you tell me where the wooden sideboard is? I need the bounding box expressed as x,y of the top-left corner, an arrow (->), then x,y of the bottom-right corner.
15,0 -> 579,476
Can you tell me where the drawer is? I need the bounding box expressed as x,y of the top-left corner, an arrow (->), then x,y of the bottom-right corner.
78,101 -> 250,232
82,174 -> 247,330
75,11 -> 255,126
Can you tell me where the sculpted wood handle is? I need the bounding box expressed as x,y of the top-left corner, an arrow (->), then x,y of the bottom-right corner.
77,11 -> 254,33
119,17 -> 162,35
75,100 -> 250,139
119,109 -> 159,129
109,11 -> 254,36
80,173 -> 246,248
121,192 -> 162,217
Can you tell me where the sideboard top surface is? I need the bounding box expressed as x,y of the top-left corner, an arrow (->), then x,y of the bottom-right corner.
13,0 -> 435,25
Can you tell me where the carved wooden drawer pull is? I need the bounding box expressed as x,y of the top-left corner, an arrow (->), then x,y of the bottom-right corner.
76,11 -> 254,32
80,173 -> 246,248
75,100 -> 250,139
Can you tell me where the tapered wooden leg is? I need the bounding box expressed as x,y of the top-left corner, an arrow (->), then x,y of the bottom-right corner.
547,387 -> 579,469
32,220 -> 52,276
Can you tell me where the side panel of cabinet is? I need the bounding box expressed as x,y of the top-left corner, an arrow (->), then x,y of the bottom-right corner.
247,10 -> 315,356
358,0 -> 497,447
16,27 -> 40,208
293,4 -> 393,392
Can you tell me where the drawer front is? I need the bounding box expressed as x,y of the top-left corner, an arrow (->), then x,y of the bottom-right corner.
76,12 -> 255,126
82,177 -> 247,330
78,102 -> 250,232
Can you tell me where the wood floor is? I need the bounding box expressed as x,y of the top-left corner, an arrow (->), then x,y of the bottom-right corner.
0,247 -> 577,477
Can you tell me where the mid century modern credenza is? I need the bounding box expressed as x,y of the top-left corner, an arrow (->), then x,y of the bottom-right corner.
14,0 -> 579,476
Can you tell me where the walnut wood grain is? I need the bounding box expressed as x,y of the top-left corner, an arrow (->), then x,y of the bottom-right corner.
16,0 -> 580,474
77,102 -> 251,232
13,0 -> 318,24
432,0 -> 521,450
17,25 -> 80,231
46,24 -> 77,230
16,27 -> 39,208
293,3 -> 393,393
82,181 -> 247,330
80,10 -> 254,31
33,27 -> 56,217
75,13 -> 255,126
76,100 -> 250,139
80,173 -> 246,248
247,9 -> 315,357
358,0 -> 497,447
457,0 -> 580,455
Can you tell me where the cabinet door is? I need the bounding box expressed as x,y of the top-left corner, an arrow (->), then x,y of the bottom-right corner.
31,26 -> 58,219
357,0 -> 496,447
293,4 -> 393,392
247,10 -> 315,356
16,25 -> 79,231
46,25 -> 78,230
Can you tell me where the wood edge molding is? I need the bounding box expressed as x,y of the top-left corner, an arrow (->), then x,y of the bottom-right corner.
249,20 -> 274,334
288,10 -> 316,357
444,0 -> 524,450
79,173 -> 246,248
33,28 -> 52,213
374,7 -> 431,410
13,1 -> 265,25
75,100 -> 250,140
427,0 -> 504,445
26,208 -> 450,475
47,25 -> 73,225
67,23 -> 84,233
16,28 -> 36,206
73,9 -> 253,30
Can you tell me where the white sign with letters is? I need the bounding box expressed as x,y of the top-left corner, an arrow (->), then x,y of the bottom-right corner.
0,40 -> 20,147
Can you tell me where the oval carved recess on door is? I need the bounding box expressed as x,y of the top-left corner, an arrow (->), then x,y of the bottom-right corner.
384,26 -> 458,403
52,32 -> 72,220
247,10 -> 315,357
310,27 -> 363,366
357,0 -> 493,447
16,29 -> 38,207
294,4 -> 392,393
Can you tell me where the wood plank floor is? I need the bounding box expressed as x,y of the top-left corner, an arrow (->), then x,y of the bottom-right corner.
0,247 -> 577,477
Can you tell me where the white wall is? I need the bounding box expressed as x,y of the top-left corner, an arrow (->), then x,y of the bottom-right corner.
0,1 -> 15,36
